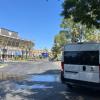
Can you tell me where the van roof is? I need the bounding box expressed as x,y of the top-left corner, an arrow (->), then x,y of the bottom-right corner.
65,42 -> 100,46
64,42 -> 100,51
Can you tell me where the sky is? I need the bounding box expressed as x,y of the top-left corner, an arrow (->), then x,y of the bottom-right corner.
0,0 -> 63,50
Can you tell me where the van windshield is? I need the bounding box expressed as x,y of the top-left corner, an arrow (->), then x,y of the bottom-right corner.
64,51 -> 99,66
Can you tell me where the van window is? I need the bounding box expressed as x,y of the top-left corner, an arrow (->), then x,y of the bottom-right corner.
64,51 -> 99,65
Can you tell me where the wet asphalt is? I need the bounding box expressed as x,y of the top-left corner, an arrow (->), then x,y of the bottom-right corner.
0,60 -> 100,100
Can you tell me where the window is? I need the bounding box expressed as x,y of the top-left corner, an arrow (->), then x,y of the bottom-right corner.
64,51 -> 99,65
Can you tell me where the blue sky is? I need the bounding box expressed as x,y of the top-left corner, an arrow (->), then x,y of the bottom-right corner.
0,0 -> 63,49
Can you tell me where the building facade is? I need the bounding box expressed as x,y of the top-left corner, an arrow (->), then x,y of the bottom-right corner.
32,49 -> 52,58
0,28 -> 34,61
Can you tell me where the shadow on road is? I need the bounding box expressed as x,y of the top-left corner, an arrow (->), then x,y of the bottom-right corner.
0,69 -> 100,100
65,86 -> 100,100
27,69 -> 61,75
0,69 -> 66,100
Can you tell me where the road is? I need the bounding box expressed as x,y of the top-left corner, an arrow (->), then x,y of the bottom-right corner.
0,60 -> 100,100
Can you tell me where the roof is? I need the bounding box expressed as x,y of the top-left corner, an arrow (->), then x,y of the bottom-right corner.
65,42 -> 100,46
64,42 -> 100,51
0,28 -> 18,34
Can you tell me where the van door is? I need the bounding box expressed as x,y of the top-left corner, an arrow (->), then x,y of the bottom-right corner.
64,51 -> 100,83
64,51 -> 80,80
78,51 -> 99,83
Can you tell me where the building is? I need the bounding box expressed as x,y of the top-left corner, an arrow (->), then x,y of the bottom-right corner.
0,28 -> 34,61
32,49 -> 52,58
32,50 -> 45,57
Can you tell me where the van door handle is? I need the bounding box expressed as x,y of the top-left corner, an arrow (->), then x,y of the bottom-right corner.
83,66 -> 86,71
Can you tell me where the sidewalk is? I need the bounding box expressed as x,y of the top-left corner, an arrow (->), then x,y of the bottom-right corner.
0,63 -> 8,68
53,61 -> 61,67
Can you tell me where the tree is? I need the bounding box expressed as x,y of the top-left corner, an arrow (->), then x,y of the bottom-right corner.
60,18 -> 84,42
52,44 -> 61,59
85,27 -> 100,42
61,0 -> 100,28
52,31 -> 68,58
60,18 -> 100,42
54,31 -> 68,46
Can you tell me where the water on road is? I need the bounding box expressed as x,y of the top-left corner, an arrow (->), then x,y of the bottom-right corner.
0,61 -> 100,100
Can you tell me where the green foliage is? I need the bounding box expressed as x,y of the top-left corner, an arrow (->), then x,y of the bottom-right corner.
52,31 -> 68,58
52,0 -> 100,58
54,31 -> 68,46
60,18 -> 100,42
61,0 -> 100,28
52,44 -> 61,58
84,27 -> 100,42
60,18 -> 84,42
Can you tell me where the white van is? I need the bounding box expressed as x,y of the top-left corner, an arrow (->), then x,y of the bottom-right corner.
61,42 -> 100,89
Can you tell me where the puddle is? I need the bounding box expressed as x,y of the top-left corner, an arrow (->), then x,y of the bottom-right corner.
26,75 -> 60,82
15,84 -> 53,90
2,74 -> 60,93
